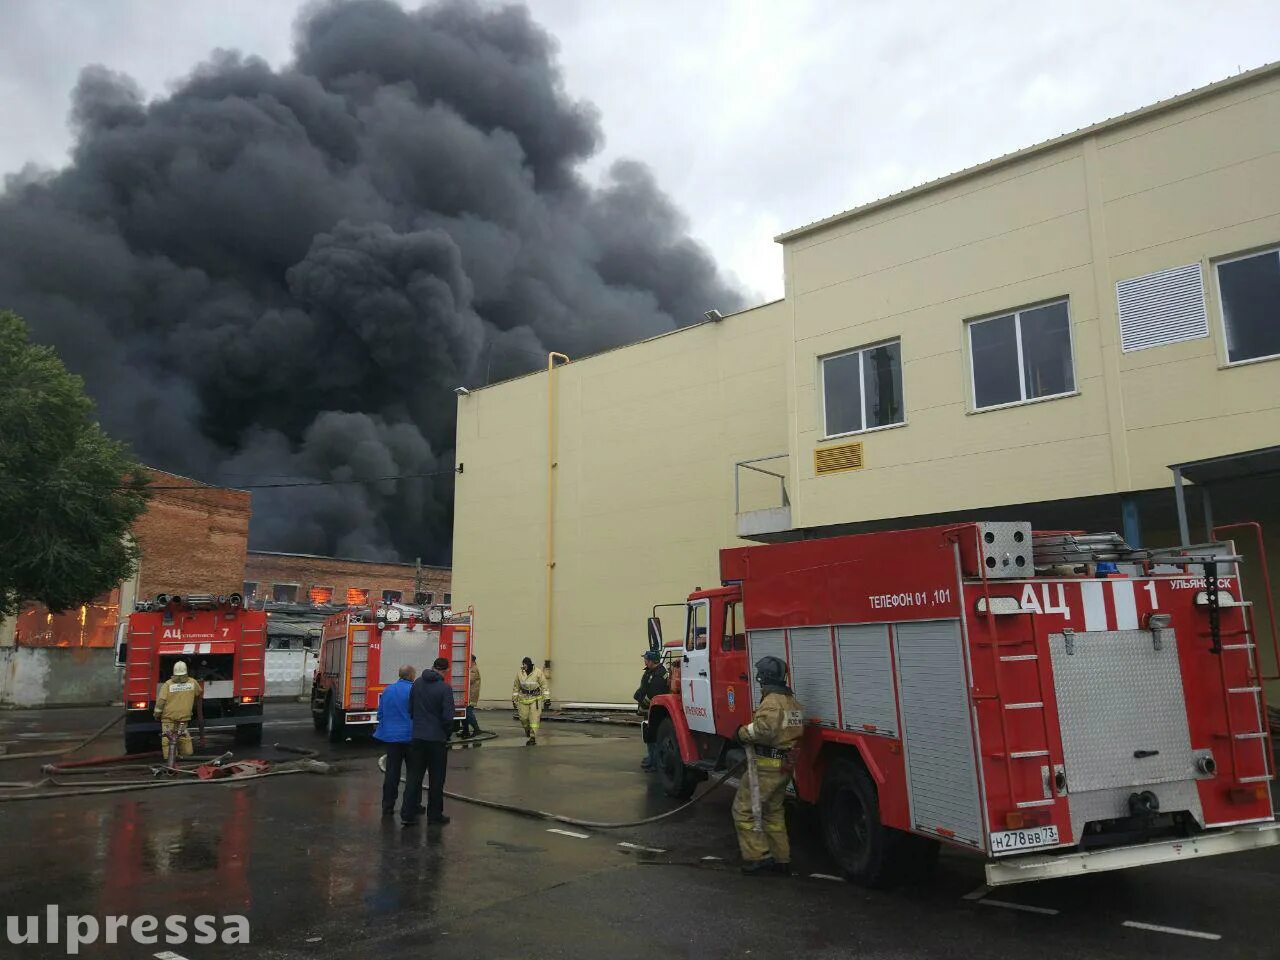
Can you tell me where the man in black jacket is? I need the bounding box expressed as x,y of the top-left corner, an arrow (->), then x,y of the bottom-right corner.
634,651 -> 669,771
403,657 -> 456,826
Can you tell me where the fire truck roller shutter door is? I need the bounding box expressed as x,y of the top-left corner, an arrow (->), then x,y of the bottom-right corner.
836,624 -> 897,736
787,627 -> 839,726
747,630 -> 787,709
893,620 -> 984,847
379,627 -> 435,685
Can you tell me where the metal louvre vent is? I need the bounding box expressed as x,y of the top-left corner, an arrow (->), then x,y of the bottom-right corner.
1116,262 -> 1208,352
814,441 -> 864,475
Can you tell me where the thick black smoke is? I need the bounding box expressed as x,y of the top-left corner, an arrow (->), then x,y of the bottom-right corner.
0,0 -> 742,562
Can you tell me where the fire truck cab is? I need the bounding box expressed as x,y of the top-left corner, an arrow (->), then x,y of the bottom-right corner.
121,594 -> 266,754
311,605 -> 473,742
644,521 -> 1280,887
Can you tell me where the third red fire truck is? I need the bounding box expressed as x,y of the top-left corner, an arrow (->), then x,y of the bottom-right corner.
644,520 -> 1279,886
311,604 -> 474,742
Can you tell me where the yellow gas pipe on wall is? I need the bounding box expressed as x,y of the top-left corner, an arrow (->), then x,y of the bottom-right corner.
545,352 -> 570,676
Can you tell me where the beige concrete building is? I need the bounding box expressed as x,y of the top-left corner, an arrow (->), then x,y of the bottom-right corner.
454,62 -> 1280,704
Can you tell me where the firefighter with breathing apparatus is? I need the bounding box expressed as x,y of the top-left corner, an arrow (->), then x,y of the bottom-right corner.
512,657 -> 550,746
734,655 -> 804,875
154,660 -> 204,767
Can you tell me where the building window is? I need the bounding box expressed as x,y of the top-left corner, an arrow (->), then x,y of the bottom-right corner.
820,340 -> 904,438
1217,247 -> 1280,364
345,587 -> 370,606
414,592 -> 434,605
382,590 -> 403,604
443,593 -> 452,606
309,585 -> 334,606
968,299 -> 1074,410
272,583 -> 299,603
243,582 -> 258,601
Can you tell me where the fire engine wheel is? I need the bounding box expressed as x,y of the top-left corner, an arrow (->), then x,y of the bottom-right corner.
820,758 -> 936,888
327,696 -> 347,744
311,687 -> 328,733
655,718 -> 699,800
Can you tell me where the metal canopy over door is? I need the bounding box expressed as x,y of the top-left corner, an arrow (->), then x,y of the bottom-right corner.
894,619 -> 984,848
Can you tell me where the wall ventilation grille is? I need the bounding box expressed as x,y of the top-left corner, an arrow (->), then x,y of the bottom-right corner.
1116,262 -> 1208,353
814,441 -> 864,475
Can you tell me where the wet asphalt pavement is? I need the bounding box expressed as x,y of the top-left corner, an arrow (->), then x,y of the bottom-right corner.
0,703 -> 1278,959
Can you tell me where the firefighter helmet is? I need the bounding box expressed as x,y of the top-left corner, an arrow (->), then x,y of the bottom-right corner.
172,661 -> 188,677
754,655 -> 787,687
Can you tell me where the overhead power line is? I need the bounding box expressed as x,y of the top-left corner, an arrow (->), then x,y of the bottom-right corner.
146,469 -> 457,491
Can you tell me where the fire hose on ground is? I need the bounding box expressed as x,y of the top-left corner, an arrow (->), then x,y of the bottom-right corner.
383,740 -> 746,829
0,712 -> 126,763
0,742 -> 329,802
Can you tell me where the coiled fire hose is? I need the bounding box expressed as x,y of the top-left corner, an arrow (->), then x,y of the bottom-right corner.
382,745 -> 744,829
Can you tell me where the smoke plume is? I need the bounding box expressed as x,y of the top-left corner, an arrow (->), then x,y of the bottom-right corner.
0,0 -> 743,562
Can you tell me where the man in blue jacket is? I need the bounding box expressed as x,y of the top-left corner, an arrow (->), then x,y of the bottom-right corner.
403,657 -> 457,826
375,665 -> 417,818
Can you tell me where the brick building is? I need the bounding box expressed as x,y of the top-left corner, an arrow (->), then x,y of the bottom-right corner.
243,552 -> 452,609
7,468 -> 250,651
134,469 -> 252,598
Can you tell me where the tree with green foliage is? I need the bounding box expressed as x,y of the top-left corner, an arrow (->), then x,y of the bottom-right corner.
0,310 -> 150,618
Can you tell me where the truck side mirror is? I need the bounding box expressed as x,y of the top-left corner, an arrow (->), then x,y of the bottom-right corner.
646,617 -> 663,652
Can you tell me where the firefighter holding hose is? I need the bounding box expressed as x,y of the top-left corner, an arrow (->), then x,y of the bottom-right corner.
154,661 -> 204,765
512,657 -> 550,746
734,656 -> 804,875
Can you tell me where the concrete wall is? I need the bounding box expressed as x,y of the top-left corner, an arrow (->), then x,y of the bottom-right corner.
782,65 -> 1280,530
244,552 -> 451,607
452,300 -> 789,702
0,647 -> 120,708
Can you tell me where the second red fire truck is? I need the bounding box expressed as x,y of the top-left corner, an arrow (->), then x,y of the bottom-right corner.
311,604 -> 474,742
644,520 -> 1279,886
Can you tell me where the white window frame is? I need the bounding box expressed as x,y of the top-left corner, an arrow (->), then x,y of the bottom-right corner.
1215,244 -> 1280,367
309,585 -> 336,605
271,582 -> 300,603
966,297 -> 1077,413
381,589 -> 403,604
819,338 -> 906,441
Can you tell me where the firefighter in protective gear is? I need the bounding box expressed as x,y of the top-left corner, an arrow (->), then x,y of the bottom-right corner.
155,661 -> 204,760
512,657 -> 550,745
733,655 -> 804,875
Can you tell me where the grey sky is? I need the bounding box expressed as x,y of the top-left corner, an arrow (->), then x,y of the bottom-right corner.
2,1 -> 1278,303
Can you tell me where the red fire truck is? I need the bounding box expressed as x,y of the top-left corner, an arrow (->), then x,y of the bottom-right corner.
311,605 -> 474,742
644,521 -> 1279,887
120,594 -> 266,754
